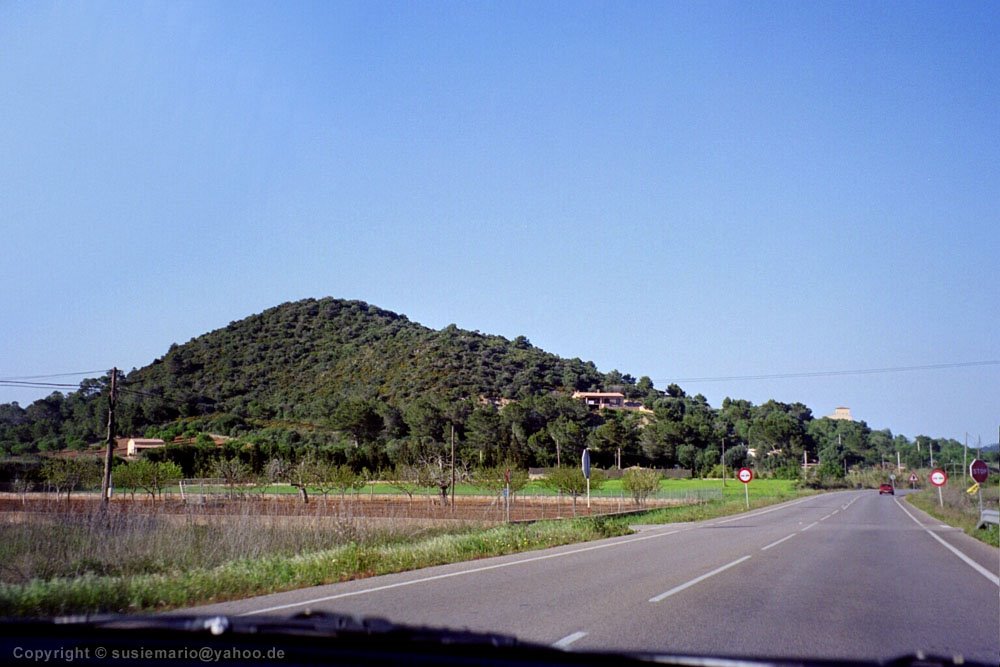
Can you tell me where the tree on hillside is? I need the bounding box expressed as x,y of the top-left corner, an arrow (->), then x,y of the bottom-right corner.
331,398 -> 384,447
589,412 -> 639,468
548,416 -> 587,468
404,398 -> 447,442
465,405 -> 506,466
640,418 -> 680,467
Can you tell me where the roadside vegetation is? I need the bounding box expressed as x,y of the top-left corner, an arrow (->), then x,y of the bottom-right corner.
0,474 -> 814,616
625,482 -> 812,525
4,299 -> 994,489
1,297 -> 991,614
905,477 -> 999,548
0,508 -> 627,616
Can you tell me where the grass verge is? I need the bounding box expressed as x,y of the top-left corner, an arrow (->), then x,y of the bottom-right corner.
905,485 -> 999,548
0,483 -> 812,617
623,487 -> 815,525
0,516 -> 627,616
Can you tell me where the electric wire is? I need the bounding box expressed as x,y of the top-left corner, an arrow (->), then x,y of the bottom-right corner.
656,360 -> 1000,385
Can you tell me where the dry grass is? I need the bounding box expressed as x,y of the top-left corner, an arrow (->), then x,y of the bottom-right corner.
0,499 -> 476,586
0,500 -> 628,616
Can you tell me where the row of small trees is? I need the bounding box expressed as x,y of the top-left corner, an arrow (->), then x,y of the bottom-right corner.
20,455 -> 667,512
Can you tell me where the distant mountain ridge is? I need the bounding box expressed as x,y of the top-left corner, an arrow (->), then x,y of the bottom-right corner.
125,297 -> 607,421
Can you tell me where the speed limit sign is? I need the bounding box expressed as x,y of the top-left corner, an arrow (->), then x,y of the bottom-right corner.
930,469 -> 948,487
736,467 -> 753,509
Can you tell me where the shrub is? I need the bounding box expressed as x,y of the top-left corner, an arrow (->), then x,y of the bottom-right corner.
621,467 -> 662,506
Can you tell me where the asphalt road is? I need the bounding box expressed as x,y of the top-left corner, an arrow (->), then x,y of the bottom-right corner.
187,490 -> 1000,662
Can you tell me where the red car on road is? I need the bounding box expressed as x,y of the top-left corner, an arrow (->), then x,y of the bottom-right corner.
878,483 -> 894,495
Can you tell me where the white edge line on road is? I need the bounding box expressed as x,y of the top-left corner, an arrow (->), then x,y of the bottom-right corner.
712,496 -> 815,525
240,495 -> 822,616
761,534 -> 796,551
552,632 -> 588,649
801,521 -> 818,532
240,528 -> 684,615
894,498 -> 999,587
649,555 -> 752,602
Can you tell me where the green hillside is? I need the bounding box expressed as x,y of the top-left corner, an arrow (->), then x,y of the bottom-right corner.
128,297 -> 605,418
1,298 -> 991,481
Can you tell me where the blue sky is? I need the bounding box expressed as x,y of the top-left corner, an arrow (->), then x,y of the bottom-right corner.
1,1 -> 997,445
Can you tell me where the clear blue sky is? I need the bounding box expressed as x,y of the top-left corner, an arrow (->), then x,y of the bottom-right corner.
1,1 -> 997,445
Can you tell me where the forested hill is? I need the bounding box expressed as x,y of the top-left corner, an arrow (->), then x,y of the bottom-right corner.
130,298 -> 605,417
2,298 -> 988,478
0,298 -> 608,453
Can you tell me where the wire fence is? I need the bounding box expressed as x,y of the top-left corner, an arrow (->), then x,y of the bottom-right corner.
1,480 -> 727,523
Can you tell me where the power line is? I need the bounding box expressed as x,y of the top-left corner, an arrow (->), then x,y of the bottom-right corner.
116,385 -> 170,401
657,360 -> 1000,384
0,380 -> 84,389
0,370 -> 106,381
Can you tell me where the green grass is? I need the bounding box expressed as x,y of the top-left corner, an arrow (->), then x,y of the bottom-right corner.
165,477 -> 799,499
905,482 -> 999,548
624,485 -> 814,525
1,479 -> 806,616
0,516 -> 628,616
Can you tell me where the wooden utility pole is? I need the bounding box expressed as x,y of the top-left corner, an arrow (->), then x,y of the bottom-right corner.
721,437 -> 726,487
963,433 -> 968,485
100,367 -> 118,507
450,423 -> 456,510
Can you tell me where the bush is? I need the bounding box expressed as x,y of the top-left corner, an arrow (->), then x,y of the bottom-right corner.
621,467 -> 661,506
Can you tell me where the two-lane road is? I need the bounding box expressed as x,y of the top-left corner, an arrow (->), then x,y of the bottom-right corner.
188,490 -> 1000,662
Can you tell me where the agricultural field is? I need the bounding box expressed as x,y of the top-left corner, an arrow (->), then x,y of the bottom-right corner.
0,476 -> 812,615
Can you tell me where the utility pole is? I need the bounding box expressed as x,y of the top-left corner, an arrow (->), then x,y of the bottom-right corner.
721,437 -> 726,487
929,440 -> 934,468
450,423 -> 456,511
100,367 -> 118,507
839,434 -> 846,476
963,433 -> 968,485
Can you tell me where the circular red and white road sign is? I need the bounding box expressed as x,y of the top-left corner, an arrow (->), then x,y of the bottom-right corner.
970,459 -> 989,484
929,468 -> 948,487
737,467 -> 753,484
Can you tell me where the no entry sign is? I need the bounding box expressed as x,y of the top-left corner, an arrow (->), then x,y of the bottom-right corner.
737,467 -> 753,484
929,469 -> 948,487
970,459 -> 989,484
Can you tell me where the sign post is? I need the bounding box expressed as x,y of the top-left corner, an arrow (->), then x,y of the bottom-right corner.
908,472 -> 918,489
737,467 -> 753,509
929,468 -> 948,507
970,459 -> 988,515
582,449 -> 591,510
504,467 -> 511,523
